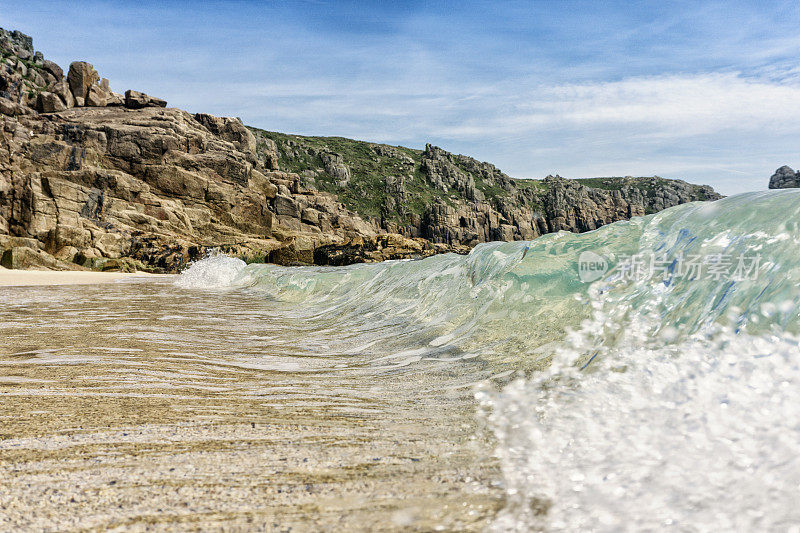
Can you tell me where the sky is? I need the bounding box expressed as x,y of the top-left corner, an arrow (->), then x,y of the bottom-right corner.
3,0 -> 800,194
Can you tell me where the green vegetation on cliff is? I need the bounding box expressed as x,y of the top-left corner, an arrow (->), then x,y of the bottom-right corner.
254,127 -> 553,226
252,128 -> 450,224
251,127 -> 721,226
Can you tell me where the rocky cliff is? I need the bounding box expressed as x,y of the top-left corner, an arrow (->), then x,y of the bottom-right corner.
0,28 -> 721,272
261,131 -> 721,246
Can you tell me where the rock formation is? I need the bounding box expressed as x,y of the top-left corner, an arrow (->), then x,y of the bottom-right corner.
263,134 -> 722,248
769,166 -> 800,189
0,29 -> 454,272
0,28 -> 722,272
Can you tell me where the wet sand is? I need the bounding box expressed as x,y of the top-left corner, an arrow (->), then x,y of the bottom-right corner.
0,267 -> 169,287
0,277 -> 503,531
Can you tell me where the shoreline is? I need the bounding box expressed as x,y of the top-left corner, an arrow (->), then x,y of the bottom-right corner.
0,267 -> 171,287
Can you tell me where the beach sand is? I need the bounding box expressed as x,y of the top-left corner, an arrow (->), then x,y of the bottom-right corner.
0,276 -> 503,530
0,267 -> 170,287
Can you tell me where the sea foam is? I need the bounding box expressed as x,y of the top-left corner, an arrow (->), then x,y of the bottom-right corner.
175,254 -> 247,289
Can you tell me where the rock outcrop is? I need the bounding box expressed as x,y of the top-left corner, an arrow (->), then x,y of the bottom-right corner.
769,166 -> 800,189
0,27 -> 721,272
124,90 -> 166,110
1,29 -> 160,114
262,134 -> 722,248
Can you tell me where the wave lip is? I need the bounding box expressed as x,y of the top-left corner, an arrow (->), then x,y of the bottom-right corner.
172,189 -> 800,369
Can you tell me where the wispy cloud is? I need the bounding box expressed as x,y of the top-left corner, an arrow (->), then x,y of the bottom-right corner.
435,72 -> 800,138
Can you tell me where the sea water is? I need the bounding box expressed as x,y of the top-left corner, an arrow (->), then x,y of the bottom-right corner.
3,189 -> 800,530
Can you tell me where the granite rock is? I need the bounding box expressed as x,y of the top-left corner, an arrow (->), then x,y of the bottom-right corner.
769,166 -> 800,189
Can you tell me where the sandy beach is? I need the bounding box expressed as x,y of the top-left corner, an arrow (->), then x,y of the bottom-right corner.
0,273 -> 503,530
0,267 -> 170,287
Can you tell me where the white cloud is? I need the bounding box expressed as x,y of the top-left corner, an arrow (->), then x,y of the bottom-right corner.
435,72 -> 800,140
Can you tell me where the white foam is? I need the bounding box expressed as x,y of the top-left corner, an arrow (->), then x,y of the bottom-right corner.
480,313 -> 800,532
174,254 -> 247,289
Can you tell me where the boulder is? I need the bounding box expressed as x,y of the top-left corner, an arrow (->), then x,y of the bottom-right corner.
40,70 -> 59,86
95,232 -> 126,258
47,224 -> 92,250
320,151 -> 351,185
274,194 -> 300,218
85,84 -> 108,107
124,89 -> 167,109
268,235 -> 318,265
194,113 -> 256,153
67,61 -> 100,101
29,70 -> 46,88
1,246 -> 59,270
36,91 -> 67,113
100,258 -> 138,272
249,169 -> 278,199
41,59 -> 63,79
53,245 -> 79,262
301,208 -> 320,226
52,80 -> 75,108
769,166 -> 800,189
106,92 -> 125,106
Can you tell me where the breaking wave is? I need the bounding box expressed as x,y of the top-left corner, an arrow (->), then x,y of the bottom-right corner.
175,254 -> 247,289
177,189 -> 800,530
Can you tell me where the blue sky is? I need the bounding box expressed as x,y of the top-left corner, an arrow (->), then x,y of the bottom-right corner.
3,1 -> 800,194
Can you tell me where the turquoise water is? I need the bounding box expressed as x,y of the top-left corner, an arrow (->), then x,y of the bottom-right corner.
178,189 -> 800,530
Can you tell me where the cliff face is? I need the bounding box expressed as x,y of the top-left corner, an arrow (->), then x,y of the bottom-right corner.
0,29 -> 450,271
1,28 -> 721,272
261,132 -> 722,246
